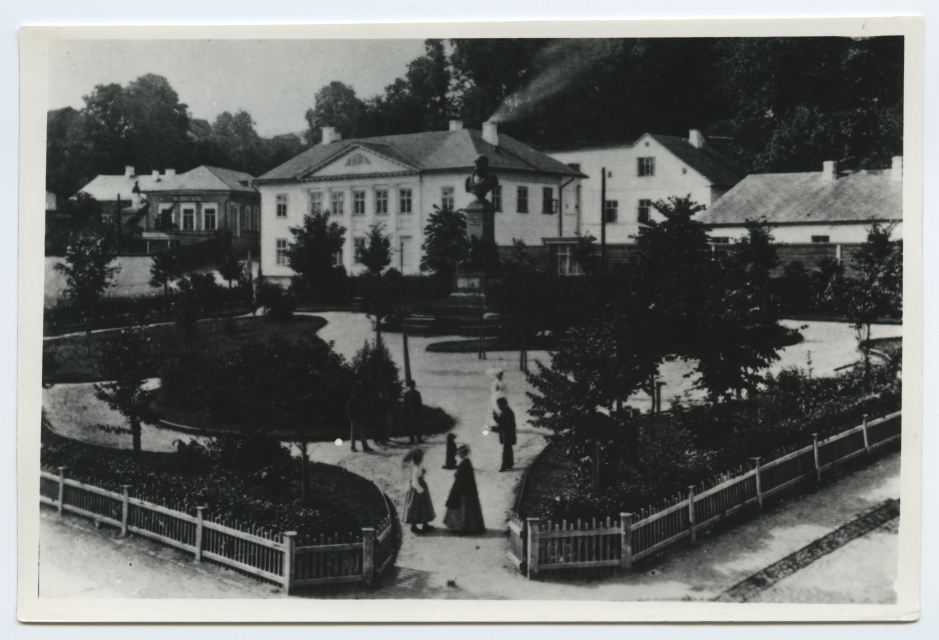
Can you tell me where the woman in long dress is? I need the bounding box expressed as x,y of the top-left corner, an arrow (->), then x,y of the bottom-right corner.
489,369 -> 508,413
443,445 -> 485,534
402,449 -> 436,534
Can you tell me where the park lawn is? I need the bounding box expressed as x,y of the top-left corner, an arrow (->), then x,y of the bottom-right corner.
43,315 -> 328,384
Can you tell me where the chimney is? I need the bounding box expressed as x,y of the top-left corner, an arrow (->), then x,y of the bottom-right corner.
151,170 -> 159,178
124,165 -> 135,177
821,160 -> 838,182
482,121 -> 499,147
449,120 -> 463,132
321,126 -> 341,144
688,129 -> 705,149
165,168 -> 176,177
891,156 -> 903,182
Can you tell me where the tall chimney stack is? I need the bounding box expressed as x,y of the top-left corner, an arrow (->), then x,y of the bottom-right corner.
151,170 -> 159,178
165,168 -> 176,177
449,120 -> 463,132
821,160 -> 838,182
124,165 -> 135,177
891,156 -> 903,182
688,129 -> 705,149
482,121 -> 499,147
321,126 -> 342,144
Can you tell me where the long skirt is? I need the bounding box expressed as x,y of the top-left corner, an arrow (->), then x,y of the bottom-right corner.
443,494 -> 485,534
404,483 -> 436,524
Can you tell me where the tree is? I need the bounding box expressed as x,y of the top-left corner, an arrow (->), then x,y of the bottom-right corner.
359,223 -> 392,276
304,81 -> 369,145
217,250 -> 243,291
93,325 -> 158,464
149,248 -> 181,305
173,276 -> 201,353
209,110 -> 266,175
491,240 -> 551,371
286,210 -> 347,303
351,338 -> 403,440
54,235 -> 119,329
257,281 -> 296,321
361,268 -> 404,347
420,206 -> 468,293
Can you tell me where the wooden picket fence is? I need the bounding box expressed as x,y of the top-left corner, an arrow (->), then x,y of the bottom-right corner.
40,469 -> 396,593
507,410 -> 901,579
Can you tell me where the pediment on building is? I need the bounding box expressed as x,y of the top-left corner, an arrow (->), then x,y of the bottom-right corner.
299,144 -> 417,180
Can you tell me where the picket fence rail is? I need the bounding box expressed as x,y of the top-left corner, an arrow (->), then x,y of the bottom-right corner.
507,410 -> 901,579
40,469 -> 395,594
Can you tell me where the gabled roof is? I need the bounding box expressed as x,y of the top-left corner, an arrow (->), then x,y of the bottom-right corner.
77,173 -> 156,205
257,129 -> 585,182
698,169 -> 902,226
545,133 -> 745,187
141,166 -> 257,193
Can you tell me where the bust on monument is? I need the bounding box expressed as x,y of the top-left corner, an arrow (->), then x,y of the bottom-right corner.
465,154 -> 499,204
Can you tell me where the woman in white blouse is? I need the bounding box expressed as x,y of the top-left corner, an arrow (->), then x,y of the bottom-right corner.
402,449 -> 436,535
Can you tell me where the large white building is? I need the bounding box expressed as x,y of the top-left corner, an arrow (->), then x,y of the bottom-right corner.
255,122 -> 585,283
549,130 -> 744,245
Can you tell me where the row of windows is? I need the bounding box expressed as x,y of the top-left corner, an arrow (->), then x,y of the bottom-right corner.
274,185 -> 558,217
159,203 -> 259,232
709,235 -> 836,245
603,199 -> 654,224
274,237 -> 411,267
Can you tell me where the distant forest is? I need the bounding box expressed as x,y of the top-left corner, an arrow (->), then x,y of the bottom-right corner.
47,36 -> 903,199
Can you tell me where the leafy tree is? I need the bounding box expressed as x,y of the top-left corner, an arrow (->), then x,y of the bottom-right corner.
420,206 -> 468,293
217,250 -> 243,290
492,240 -> 551,371
93,325 -> 158,464
286,210 -> 347,303
351,338 -> 402,439
189,272 -> 222,321
304,81 -> 369,145
361,268 -> 403,347
359,223 -> 392,276
208,110 -> 266,175
54,235 -> 119,329
257,281 -> 296,321
149,248 -> 181,304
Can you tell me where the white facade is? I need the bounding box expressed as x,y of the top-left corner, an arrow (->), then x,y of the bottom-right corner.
550,132 -> 736,243
706,222 -> 904,245
258,145 -> 568,281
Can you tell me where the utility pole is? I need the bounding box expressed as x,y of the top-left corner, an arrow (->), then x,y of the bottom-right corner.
116,193 -> 122,255
600,168 -> 606,273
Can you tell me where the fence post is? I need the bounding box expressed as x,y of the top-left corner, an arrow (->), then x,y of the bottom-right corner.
526,518 -> 541,579
862,414 -> 871,455
194,506 -> 205,564
687,486 -> 697,545
283,531 -> 296,595
620,512 -> 633,572
751,458 -> 763,511
56,466 -> 66,517
362,527 -> 376,586
812,433 -> 822,485
120,485 -> 131,537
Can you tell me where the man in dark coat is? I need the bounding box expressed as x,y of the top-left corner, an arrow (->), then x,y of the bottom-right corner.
492,397 -> 516,471
403,379 -> 423,444
347,390 -> 373,452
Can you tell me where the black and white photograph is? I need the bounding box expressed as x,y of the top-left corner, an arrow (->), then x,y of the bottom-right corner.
16,18 -> 924,623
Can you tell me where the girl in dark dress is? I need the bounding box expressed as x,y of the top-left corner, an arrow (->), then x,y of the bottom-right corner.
402,449 -> 436,534
443,445 -> 485,534
442,433 -> 458,469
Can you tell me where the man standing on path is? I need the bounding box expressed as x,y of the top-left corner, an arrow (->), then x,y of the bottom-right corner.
403,380 -> 423,444
492,397 -> 516,472
347,389 -> 373,452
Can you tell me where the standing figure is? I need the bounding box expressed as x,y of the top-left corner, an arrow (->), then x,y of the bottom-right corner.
403,379 -> 424,444
491,397 -> 517,471
347,390 -> 373,452
443,445 -> 485,534
402,449 -> 436,535
489,369 -> 508,414
442,433 -> 458,470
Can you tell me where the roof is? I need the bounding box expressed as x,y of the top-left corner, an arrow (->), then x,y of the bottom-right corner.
698,169 -> 902,226
544,133 -> 745,187
77,173 -> 157,204
257,129 -> 586,182
140,166 -> 257,193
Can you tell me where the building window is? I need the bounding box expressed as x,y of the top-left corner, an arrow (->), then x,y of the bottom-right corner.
310,191 -> 323,214
204,207 -> 217,231
158,206 -> 175,230
276,239 -> 288,265
375,189 -> 389,215
812,235 -> 830,243
637,157 -> 655,177
276,194 -> 288,217
399,188 -> 413,214
441,186 -> 455,211
333,250 -> 343,267
354,237 -> 367,263
542,187 -> 555,214
239,207 -> 246,232
353,190 -> 366,215
604,200 -> 618,223
182,207 -> 195,231
517,186 -> 529,213
552,244 -> 582,277
637,199 -> 653,224
492,185 -> 502,212
331,191 -> 344,215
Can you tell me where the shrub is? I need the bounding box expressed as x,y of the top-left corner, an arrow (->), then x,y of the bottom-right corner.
257,281 -> 296,321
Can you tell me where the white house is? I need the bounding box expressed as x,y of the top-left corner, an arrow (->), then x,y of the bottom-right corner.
549,130 -> 744,246
697,157 -> 904,245
254,121 -> 585,283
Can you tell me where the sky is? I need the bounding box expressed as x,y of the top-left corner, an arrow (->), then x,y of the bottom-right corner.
47,39 -> 428,137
